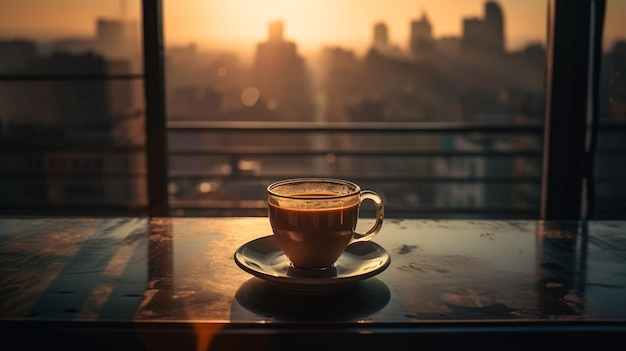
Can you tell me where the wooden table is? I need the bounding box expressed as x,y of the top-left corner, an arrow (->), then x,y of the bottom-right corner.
1,217 -> 625,350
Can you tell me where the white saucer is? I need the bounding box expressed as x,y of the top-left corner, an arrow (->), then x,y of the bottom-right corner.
234,235 -> 391,293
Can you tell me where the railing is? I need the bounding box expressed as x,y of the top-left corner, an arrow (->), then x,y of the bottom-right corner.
0,141 -> 147,215
0,59 -> 147,216
1,119 -> 624,218
166,120 -> 547,219
591,119 -> 626,219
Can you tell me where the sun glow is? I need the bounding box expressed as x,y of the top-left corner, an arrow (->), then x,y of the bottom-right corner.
166,0 -> 377,55
163,0 -> 547,57
1,0 -> 624,56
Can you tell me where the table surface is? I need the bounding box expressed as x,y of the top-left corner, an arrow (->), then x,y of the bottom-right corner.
1,216 -> 625,350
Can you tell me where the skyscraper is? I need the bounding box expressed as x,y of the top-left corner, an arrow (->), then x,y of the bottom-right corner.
409,11 -> 434,57
253,21 -> 313,121
462,1 -> 505,54
373,22 -> 389,51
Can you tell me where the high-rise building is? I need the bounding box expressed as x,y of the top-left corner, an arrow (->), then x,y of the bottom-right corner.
462,1 -> 505,54
409,12 -> 435,57
373,22 -> 389,51
0,40 -> 38,73
0,16 -> 145,214
96,19 -> 129,58
253,21 -> 313,121
485,1 -> 505,52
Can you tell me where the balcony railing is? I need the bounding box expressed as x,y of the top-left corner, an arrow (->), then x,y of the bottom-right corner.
166,120 -> 546,219
1,119 -> 624,218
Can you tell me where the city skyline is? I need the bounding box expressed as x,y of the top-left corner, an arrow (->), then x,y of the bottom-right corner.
2,0 -> 624,58
1,1 -> 623,218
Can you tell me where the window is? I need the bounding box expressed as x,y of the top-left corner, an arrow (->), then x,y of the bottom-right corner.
595,0 -> 626,218
0,0 -> 623,219
0,0 -> 147,214
163,0 -> 548,218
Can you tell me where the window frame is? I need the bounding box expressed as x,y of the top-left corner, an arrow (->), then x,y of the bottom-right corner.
142,0 -> 169,216
141,0 -> 607,219
540,0 -> 605,220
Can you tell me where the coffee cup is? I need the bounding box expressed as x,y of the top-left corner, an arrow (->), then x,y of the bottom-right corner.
267,178 -> 384,270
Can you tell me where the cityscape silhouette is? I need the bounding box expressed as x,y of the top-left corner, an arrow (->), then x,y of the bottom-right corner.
0,1 -> 624,218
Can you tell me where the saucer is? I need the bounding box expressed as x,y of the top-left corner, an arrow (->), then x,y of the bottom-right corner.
234,235 -> 391,293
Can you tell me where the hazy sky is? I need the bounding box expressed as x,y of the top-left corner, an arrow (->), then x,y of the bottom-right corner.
165,0 -> 548,52
0,0 -> 624,56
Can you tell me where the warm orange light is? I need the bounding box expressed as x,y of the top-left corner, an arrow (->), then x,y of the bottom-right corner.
163,0 -> 550,55
1,0 -> 625,56
241,87 -> 261,107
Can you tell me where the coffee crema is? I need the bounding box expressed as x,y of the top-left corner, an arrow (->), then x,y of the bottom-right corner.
285,192 -> 340,198
268,201 -> 359,269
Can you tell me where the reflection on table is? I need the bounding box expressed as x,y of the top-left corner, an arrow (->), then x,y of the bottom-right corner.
1,217 -> 625,350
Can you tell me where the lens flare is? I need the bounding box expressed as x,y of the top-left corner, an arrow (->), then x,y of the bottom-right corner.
241,87 -> 260,107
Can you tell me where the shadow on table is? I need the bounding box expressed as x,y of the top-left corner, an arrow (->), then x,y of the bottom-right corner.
231,277 -> 390,321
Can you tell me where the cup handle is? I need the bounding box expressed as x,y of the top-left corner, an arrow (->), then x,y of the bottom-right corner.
352,190 -> 384,242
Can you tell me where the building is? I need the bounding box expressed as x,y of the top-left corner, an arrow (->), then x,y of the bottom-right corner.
462,1 -> 505,54
373,22 -> 389,51
0,34 -> 145,213
253,21 -> 314,121
409,12 -> 435,58
0,40 -> 38,73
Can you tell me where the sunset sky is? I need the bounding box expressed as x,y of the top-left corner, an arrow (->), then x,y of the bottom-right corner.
0,0 -> 624,56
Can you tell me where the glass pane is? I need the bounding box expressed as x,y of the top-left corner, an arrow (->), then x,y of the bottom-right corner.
596,0 -> 626,219
163,0 -> 547,218
0,0 -> 143,75
0,0 -> 147,214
